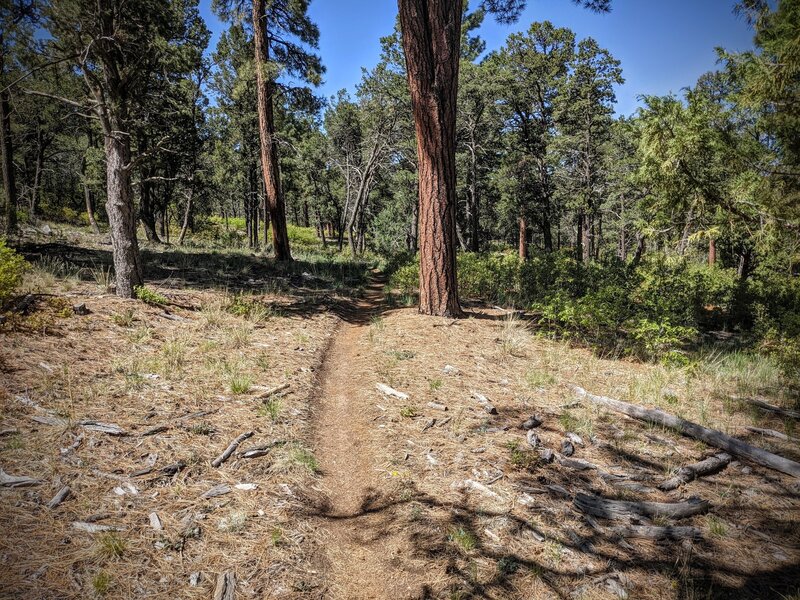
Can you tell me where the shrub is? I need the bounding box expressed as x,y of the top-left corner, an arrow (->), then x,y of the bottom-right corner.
134,285 -> 168,305
0,239 -> 27,304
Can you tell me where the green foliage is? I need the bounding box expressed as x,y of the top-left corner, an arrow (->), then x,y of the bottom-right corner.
134,286 -> 168,306
0,239 -> 28,304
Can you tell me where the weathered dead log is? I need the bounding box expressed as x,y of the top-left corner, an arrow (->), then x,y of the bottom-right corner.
559,456 -> 596,470
571,385 -> 800,479
611,524 -> 702,540
659,453 -> 731,491
472,392 -> 498,414
376,383 -> 408,400
201,484 -> 232,499
79,421 -> 126,436
46,485 -> 71,508
421,418 -> 436,432
31,415 -> 68,427
140,425 -> 170,437
211,431 -> 254,468
0,469 -> 42,487
213,571 -> 235,600
733,396 -> 800,420
574,493 -> 710,520
427,401 -> 448,411
259,383 -> 290,399
239,440 -> 285,459
71,521 -> 124,533
744,426 -> 800,443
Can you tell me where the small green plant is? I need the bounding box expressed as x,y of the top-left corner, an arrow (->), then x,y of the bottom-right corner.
448,526 -> 477,553
271,527 -> 283,546
111,308 -> 136,327
707,515 -> 728,537
229,373 -> 252,395
400,406 -> 417,418
189,423 -> 214,436
134,285 -> 168,305
497,556 -> 519,576
97,533 -> 126,559
259,397 -> 282,422
429,378 -> 443,391
91,265 -> 114,292
525,370 -> 556,389
92,571 -> 112,596
507,440 -> 537,470
287,446 -> 319,474
161,339 -> 187,373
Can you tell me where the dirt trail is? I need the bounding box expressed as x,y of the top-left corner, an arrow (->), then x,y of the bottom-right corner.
311,275 -> 425,600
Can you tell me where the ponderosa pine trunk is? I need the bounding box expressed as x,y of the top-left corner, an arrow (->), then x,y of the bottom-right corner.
0,89 -> 16,234
708,238 -> 716,267
105,130 -> 143,297
398,0 -> 462,317
253,0 -> 291,261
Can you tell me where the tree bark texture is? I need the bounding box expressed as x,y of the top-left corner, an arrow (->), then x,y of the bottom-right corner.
0,89 -> 16,234
105,131 -> 143,297
253,0 -> 292,261
398,0 -> 462,317
518,215 -> 528,259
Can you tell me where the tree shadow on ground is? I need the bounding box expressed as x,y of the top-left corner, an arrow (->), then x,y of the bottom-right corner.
298,480 -> 800,600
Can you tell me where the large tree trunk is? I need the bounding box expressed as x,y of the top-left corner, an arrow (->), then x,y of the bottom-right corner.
708,238 -> 716,267
105,131 -> 143,297
398,0 -> 462,317
0,89 -> 16,234
253,0 -> 291,261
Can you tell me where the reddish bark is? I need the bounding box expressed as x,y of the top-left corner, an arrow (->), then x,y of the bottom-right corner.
398,0 -> 463,317
253,0 -> 292,261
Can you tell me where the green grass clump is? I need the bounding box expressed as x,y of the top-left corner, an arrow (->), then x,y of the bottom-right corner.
400,406 -> 417,418
97,533 -> 126,559
134,285 -> 168,305
92,571 -> 112,596
229,374 -> 252,395
259,397 -> 282,422
449,526 -> 477,553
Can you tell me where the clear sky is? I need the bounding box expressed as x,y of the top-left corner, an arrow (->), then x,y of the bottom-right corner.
198,0 -> 756,116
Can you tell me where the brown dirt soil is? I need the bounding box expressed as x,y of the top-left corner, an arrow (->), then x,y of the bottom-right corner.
3,246 -> 800,600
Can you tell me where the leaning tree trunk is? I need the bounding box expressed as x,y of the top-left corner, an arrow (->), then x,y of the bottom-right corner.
105,130 -> 143,297
0,89 -> 16,234
253,0 -> 291,261
398,0 -> 462,317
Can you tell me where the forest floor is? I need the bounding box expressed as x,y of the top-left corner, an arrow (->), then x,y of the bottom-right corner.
1,227 -> 800,600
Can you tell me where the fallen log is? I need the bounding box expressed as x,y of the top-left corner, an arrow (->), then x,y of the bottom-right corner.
376,383 -> 408,400
571,385 -> 800,479
211,431 -> 254,468
0,469 -> 42,487
201,484 -> 232,499
258,383 -> 290,399
79,421 -> 126,436
46,485 -> 71,508
743,426 -> 800,443
733,396 -> 800,420
612,524 -> 702,540
659,453 -> 731,491
574,493 -> 710,520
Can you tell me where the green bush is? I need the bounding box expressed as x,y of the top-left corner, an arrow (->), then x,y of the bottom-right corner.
0,239 -> 28,304
134,286 -> 168,305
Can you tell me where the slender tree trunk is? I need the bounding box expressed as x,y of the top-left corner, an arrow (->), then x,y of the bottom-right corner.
0,89 -> 16,234
140,178 -> 161,242
518,215 -> 528,260
631,234 -> 646,268
178,188 -> 193,245
576,212 -> 584,262
105,129 -> 143,297
253,0 -> 291,261
30,119 -> 45,221
708,238 -> 716,267
80,154 -> 101,234
398,0 -> 462,317
468,143 -> 479,252
581,212 -> 591,263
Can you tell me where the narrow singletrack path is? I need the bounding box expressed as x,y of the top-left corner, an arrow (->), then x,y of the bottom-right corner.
310,274 -> 426,600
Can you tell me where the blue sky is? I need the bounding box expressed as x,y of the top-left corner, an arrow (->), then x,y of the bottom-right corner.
198,0 -> 756,116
